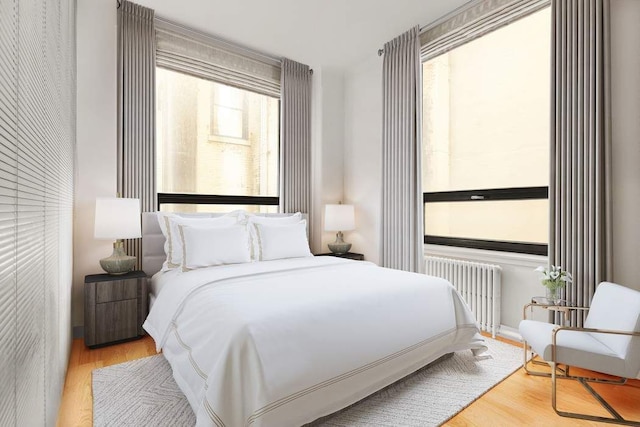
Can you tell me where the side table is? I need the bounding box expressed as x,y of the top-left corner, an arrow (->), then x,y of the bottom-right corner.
84,270 -> 147,348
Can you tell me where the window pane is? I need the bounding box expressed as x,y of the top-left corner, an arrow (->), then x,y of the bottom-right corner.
156,68 -> 279,197
425,200 -> 549,244
422,8 -> 550,192
160,204 -> 278,214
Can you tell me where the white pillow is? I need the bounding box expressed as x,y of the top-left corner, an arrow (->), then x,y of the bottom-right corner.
163,215 -> 239,269
252,221 -> 312,261
179,224 -> 251,271
247,212 -> 302,225
247,213 -> 303,260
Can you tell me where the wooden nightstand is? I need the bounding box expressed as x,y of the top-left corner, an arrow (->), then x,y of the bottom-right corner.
316,252 -> 365,261
84,270 -> 147,348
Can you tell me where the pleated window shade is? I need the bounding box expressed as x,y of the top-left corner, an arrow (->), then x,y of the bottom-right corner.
155,19 -> 281,98
420,0 -> 550,61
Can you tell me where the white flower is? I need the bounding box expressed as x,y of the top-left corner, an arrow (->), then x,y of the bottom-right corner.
535,265 -> 573,286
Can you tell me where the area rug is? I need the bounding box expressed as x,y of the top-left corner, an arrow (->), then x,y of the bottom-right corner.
93,338 -> 522,427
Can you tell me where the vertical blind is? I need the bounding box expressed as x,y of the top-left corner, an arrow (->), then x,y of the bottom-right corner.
0,0 -> 76,426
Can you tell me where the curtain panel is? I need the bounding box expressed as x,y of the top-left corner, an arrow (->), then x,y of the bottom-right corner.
381,26 -> 423,273
280,59 -> 312,246
117,0 -> 156,269
550,0 -> 612,326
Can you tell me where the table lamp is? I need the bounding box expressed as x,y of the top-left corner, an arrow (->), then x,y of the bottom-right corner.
324,204 -> 355,254
94,197 -> 141,275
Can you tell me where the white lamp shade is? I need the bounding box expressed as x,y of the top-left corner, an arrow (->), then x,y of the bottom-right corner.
324,204 -> 355,231
94,197 -> 141,240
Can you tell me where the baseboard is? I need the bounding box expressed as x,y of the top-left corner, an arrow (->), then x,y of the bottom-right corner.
498,325 -> 522,342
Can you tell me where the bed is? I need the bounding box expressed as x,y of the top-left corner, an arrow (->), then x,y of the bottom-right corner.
141,212 -> 486,427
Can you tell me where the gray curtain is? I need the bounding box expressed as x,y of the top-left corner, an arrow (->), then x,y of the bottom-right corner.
381,26 -> 423,273
550,0 -> 612,326
117,0 -> 156,269
280,58 -> 312,245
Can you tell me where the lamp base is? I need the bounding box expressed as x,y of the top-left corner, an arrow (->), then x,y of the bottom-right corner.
100,240 -> 136,275
328,231 -> 352,255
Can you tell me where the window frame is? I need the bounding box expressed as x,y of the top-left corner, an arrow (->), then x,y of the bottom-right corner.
156,67 -> 281,212
209,85 -> 249,140
420,3 -> 551,256
423,186 -> 549,255
156,193 -> 279,210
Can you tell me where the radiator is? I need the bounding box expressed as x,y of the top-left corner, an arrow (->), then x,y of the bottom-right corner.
425,256 -> 502,338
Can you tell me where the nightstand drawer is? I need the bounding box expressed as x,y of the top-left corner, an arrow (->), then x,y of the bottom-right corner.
96,278 -> 138,303
95,299 -> 138,344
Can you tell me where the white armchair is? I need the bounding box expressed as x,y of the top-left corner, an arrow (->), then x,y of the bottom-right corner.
519,282 -> 640,425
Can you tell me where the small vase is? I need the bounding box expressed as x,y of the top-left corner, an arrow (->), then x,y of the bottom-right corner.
545,287 -> 561,305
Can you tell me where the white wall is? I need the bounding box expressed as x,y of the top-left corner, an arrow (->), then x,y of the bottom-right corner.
610,0 -> 640,291
343,55 -> 383,265
73,0 -> 118,330
311,68 -> 346,254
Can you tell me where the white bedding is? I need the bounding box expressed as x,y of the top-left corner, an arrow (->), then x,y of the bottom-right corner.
144,257 -> 486,427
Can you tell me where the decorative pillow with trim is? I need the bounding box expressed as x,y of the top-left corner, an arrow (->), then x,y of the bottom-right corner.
252,220 -> 312,261
159,214 -> 240,270
178,224 -> 251,271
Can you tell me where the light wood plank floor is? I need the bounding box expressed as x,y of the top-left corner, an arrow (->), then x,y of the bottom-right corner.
57,334 -> 640,426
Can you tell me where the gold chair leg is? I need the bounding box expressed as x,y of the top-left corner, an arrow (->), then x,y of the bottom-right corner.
522,341 -> 568,377
551,368 -> 638,426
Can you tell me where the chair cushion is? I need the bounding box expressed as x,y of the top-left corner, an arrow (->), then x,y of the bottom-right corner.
519,319 -> 632,377
585,282 -> 640,363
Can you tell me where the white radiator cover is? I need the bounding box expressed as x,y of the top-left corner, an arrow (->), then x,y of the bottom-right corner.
425,256 -> 502,337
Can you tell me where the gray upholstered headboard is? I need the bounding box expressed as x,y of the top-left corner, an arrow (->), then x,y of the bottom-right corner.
141,212 -> 308,276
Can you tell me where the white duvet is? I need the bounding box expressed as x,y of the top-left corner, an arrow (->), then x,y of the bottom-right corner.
144,257 -> 486,427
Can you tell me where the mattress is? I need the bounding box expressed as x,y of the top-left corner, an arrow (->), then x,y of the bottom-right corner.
144,256 -> 486,427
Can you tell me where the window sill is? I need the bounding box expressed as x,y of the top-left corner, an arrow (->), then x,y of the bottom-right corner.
424,244 -> 547,268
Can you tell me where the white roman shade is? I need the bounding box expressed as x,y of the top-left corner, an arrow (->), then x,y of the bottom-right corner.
420,0 -> 549,61
155,18 -> 281,98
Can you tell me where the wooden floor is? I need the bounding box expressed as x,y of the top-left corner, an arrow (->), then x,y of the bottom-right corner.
57,334 -> 640,426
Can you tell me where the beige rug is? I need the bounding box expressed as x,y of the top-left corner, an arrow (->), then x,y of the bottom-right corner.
93,338 -> 522,426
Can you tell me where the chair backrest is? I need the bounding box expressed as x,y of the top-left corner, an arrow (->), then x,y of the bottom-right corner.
585,282 -> 640,374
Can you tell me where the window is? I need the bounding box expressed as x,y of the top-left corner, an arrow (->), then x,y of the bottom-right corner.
156,68 -> 280,213
422,7 -> 550,255
210,84 -> 248,140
